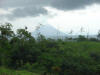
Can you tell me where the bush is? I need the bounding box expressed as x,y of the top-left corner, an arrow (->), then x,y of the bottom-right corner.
21,62 -> 32,71
77,35 -> 88,41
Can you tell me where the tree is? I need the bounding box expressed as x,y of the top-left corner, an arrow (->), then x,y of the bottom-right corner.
97,30 -> 100,40
0,23 -> 13,66
9,28 -> 38,68
0,23 -> 14,40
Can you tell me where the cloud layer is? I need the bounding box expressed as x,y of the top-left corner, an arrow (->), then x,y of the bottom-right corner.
0,0 -> 100,19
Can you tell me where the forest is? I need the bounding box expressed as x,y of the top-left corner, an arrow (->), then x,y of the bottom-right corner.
0,23 -> 100,75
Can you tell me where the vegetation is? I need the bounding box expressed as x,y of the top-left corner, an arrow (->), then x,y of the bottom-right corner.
0,23 -> 100,75
0,67 -> 39,75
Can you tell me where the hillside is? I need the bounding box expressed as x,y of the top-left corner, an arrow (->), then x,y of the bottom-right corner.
0,23 -> 100,75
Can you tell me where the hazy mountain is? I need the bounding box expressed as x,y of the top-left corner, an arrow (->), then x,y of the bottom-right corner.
32,25 -> 67,38
32,25 -> 98,39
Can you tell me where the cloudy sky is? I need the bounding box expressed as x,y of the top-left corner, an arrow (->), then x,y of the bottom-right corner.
0,0 -> 100,35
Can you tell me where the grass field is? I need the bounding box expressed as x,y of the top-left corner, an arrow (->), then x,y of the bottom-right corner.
0,67 -> 39,75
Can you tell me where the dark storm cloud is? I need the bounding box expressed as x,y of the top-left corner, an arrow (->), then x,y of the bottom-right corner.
0,0 -> 100,19
12,7 -> 47,17
0,0 -> 51,19
50,0 -> 99,10
5,6 -> 47,20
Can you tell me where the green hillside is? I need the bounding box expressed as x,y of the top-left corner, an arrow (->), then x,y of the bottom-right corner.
0,23 -> 100,75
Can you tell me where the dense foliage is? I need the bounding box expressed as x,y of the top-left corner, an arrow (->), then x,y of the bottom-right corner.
0,23 -> 100,75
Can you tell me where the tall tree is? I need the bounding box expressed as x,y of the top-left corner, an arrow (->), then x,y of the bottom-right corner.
0,23 -> 14,40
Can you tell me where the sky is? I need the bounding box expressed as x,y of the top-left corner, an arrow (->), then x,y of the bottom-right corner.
0,0 -> 100,35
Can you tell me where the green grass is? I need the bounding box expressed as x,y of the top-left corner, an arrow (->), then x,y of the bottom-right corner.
0,67 -> 39,75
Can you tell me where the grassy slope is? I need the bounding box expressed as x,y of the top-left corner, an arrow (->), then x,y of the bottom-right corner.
0,67 -> 39,75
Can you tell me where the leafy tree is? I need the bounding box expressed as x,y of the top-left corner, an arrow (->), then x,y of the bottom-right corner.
9,28 -> 39,68
97,30 -> 100,40
0,23 -> 13,66
0,23 -> 14,40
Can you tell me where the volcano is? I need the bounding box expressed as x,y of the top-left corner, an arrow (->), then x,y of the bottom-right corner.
32,25 -> 66,38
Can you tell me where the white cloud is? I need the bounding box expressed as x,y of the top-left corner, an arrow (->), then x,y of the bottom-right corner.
0,8 -> 15,15
47,4 -> 100,35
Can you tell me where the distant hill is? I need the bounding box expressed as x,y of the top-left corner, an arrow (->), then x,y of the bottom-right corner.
32,25 -> 67,38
